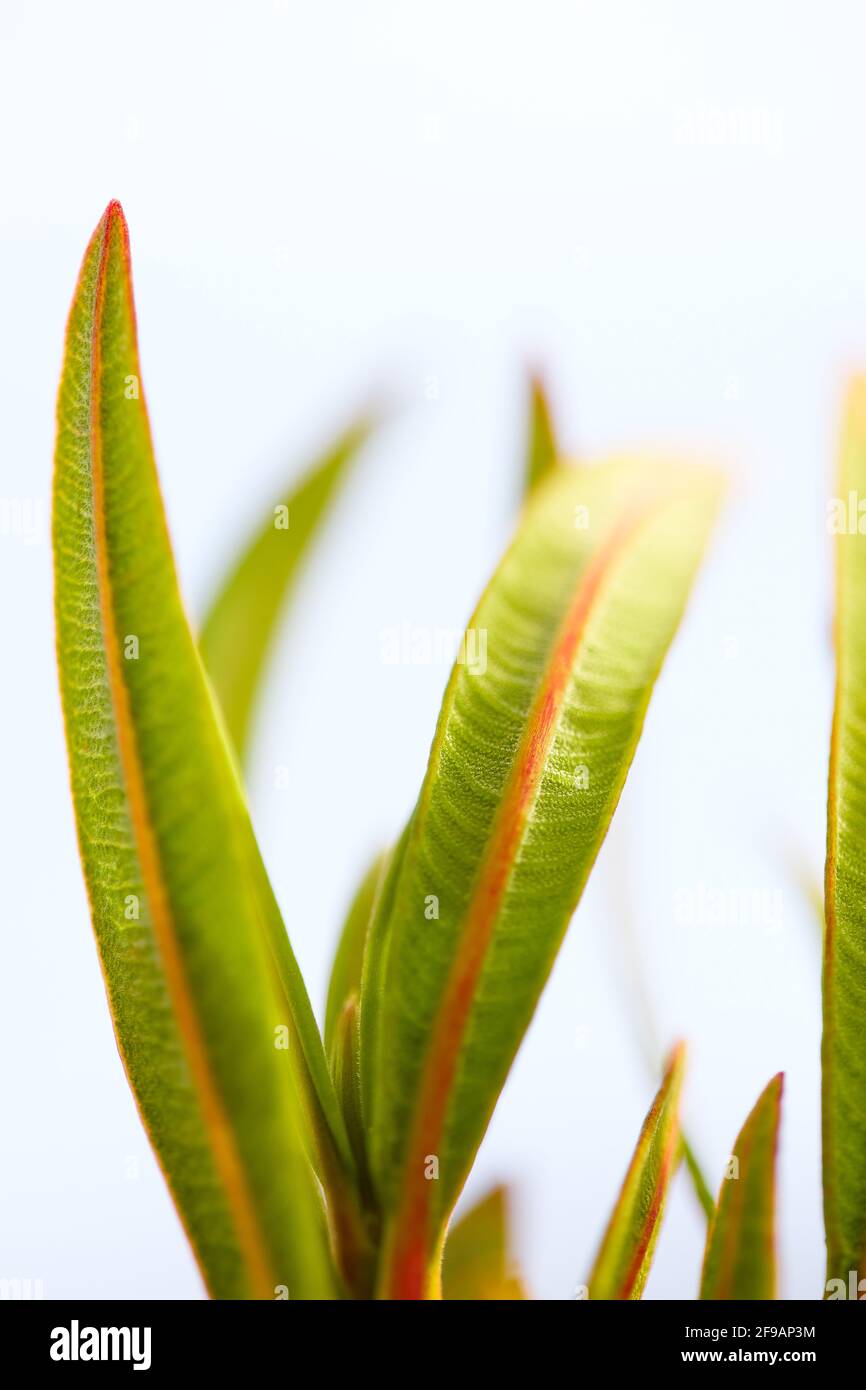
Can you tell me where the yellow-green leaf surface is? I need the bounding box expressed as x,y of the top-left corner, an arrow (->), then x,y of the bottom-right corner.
524,373 -> 559,494
53,202 -> 340,1299
683,1140 -> 715,1223
330,994 -> 375,1218
587,1044 -> 686,1300
442,1186 -> 526,1300
606,831 -> 714,1225
200,414 -> 374,763
325,852 -> 387,1060
523,374 -> 713,1229
361,459 -> 723,1297
824,376 -> 866,1287
700,1074 -> 782,1301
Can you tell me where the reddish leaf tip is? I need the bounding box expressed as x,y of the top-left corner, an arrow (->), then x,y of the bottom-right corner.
97,200 -> 129,244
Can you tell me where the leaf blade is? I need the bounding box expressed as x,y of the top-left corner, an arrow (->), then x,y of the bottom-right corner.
587,1043 -> 686,1300
363,458 -> 723,1296
524,373 -> 559,494
325,852 -> 387,1060
523,378 -> 715,1228
199,415 -> 374,762
824,377 -> 866,1287
442,1185 -> 526,1300
700,1074 -> 783,1301
53,203 -> 337,1299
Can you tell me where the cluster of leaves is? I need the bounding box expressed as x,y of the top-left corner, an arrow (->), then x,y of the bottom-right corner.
52,203 -> 866,1299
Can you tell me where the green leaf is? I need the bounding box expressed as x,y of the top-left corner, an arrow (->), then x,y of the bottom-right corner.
199,415 -> 374,763
360,458 -> 723,1297
824,376 -> 866,1287
442,1185 -> 527,1300
683,1140 -> 716,1223
607,830 -> 714,1225
330,994 -> 378,1287
325,852 -> 387,1060
587,1043 -> 686,1300
523,376 -> 715,1229
700,1074 -> 782,1301
524,373 -> 559,494
53,202 -> 341,1299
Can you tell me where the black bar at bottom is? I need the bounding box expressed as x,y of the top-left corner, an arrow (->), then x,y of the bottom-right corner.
2,1297 -> 858,1373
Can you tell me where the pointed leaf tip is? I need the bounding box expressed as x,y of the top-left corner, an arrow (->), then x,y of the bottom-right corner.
53,203 -> 339,1299
442,1185 -> 527,1300
200,412 -> 377,761
700,1073 -> 783,1301
365,457 -> 722,1296
523,370 -> 559,495
586,1041 -> 686,1300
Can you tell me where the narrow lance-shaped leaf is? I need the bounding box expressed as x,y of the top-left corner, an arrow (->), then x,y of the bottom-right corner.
606,834 -> 714,1222
683,1141 -> 715,1223
587,1043 -> 686,1300
53,202 -> 340,1298
524,372 -> 559,495
700,1074 -> 783,1301
824,376 -> 866,1287
330,995 -> 374,1212
361,457 -> 723,1298
442,1185 -> 527,1300
200,414 -> 374,763
340,374 -> 562,1159
524,377 -> 712,1228
325,852 -> 387,1060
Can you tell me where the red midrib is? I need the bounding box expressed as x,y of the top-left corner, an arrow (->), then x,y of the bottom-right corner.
617,1114 -> 678,1298
86,203 -> 276,1298
385,493 -> 664,1298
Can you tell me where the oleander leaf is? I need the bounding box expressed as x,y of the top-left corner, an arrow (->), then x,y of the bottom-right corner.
330,995 -> 375,1219
523,377 -> 713,1229
824,375 -> 866,1288
587,1043 -> 686,1300
200,414 -> 374,763
607,837 -> 714,1224
700,1073 -> 782,1301
361,458 -> 723,1297
347,374 -> 563,1167
442,1185 -> 526,1300
325,852 -> 387,1060
524,373 -> 559,494
53,202 -> 345,1299
683,1140 -> 715,1223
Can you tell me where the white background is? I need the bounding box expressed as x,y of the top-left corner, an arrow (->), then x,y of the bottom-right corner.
0,1 -> 862,1299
